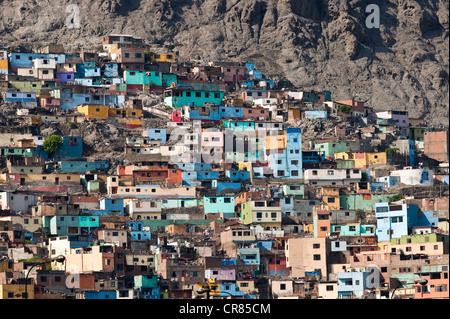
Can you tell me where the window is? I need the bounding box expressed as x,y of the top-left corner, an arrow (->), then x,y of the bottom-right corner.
224,198 -> 231,203
435,285 -> 447,292
313,243 -> 320,249
313,254 -> 321,261
195,92 -> 202,98
280,284 -> 286,290
326,285 -> 334,291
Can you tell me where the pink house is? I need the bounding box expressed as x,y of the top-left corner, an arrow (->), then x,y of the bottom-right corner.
40,98 -> 61,108
205,269 -> 236,281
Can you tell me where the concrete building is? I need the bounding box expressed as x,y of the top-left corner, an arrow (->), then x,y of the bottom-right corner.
285,237 -> 330,280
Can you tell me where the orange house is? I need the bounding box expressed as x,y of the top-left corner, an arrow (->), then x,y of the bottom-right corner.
414,272 -> 449,299
313,206 -> 331,238
132,167 -> 182,185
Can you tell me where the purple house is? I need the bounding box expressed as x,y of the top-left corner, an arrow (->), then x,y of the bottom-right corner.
55,72 -> 75,83
371,110 -> 409,136
205,269 -> 236,281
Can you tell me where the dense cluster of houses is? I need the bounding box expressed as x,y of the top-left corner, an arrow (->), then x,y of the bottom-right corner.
0,35 -> 449,300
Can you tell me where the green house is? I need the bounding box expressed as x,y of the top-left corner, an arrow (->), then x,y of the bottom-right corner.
314,141 -> 347,159
339,194 -> 397,211
282,184 -> 305,198
9,81 -> 43,94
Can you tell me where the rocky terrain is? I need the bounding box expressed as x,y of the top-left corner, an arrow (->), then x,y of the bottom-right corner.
0,0 -> 448,125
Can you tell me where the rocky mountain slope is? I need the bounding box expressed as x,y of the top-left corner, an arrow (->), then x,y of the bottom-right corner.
0,0 -> 448,125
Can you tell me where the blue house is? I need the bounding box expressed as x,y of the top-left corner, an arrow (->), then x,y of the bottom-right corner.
197,171 -> 219,180
83,291 -> 117,300
9,52 -> 66,69
226,170 -> 251,181
270,128 -> 302,179
5,92 -> 36,103
337,271 -> 369,299
139,286 -> 160,299
176,162 -> 211,171
129,230 -> 152,241
186,106 -> 221,121
100,198 -> 124,216
182,171 -> 200,186
240,247 -> 260,269
216,182 -> 242,194
56,160 -> 96,172
219,106 -> 244,119
148,128 -> 167,144
280,197 -> 294,217
53,137 -> 83,160
374,202 -> 437,242
220,283 -> 245,298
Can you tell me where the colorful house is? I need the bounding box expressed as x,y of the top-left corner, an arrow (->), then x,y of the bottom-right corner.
77,104 -> 109,120
164,87 -> 225,107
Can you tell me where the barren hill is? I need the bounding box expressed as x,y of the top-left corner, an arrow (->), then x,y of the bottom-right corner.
0,0 -> 448,124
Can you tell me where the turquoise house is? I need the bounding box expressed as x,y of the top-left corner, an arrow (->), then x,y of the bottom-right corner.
43,215 -> 99,236
204,196 -> 235,218
162,73 -> 177,87
222,120 -> 255,131
125,70 -> 162,86
331,224 -> 376,236
163,86 -> 225,107
134,275 -> 158,288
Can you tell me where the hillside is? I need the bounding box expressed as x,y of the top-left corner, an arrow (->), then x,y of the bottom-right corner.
0,0 -> 448,124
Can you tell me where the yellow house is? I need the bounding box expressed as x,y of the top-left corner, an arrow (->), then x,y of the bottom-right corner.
0,59 -> 8,71
150,52 -> 176,63
20,174 -> 81,185
321,187 -> 340,210
236,280 -> 256,294
108,108 -> 143,118
109,108 -> 144,127
335,152 -> 387,169
77,105 -> 109,120
0,284 -> 31,299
